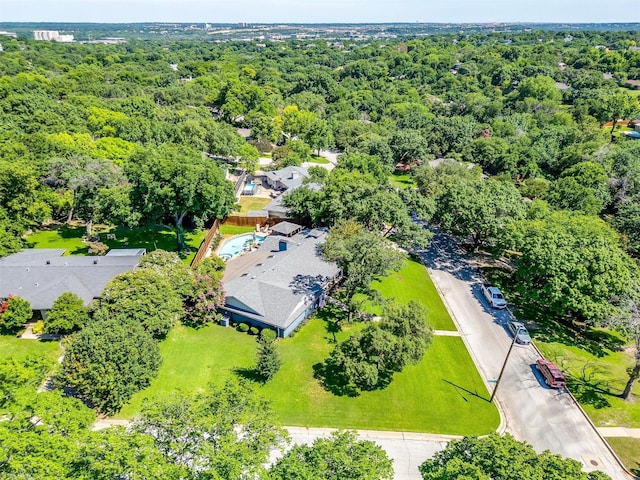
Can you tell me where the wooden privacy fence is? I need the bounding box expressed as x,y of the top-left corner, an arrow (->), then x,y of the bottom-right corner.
190,219 -> 221,267
223,216 -> 288,227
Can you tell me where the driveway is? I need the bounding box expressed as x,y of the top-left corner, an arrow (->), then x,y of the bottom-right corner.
420,229 -> 631,480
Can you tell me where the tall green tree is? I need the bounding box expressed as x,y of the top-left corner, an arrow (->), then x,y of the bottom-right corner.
47,156 -> 130,237
127,145 -> 236,250
322,221 -> 405,321
420,433 -> 610,480
95,269 -> 182,340
132,380 -> 287,479
505,211 -> 639,323
270,430 -> 394,480
436,179 -> 525,251
60,318 -> 161,415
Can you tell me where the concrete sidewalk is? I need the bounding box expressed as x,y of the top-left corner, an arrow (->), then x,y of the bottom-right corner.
599,427 -> 640,439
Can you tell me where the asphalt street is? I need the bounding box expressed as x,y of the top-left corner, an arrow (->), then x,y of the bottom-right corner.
420,228 -> 631,480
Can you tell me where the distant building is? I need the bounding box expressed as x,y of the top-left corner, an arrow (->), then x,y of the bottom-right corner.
0,248 -> 145,317
33,30 -> 74,42
0,31 -> 18,38
258,166 -> 323,219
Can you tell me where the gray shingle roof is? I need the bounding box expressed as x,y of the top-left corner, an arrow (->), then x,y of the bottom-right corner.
264,166 -> 309,190
223,228 -> 339,330
0,249 -> 144,310
270,221 -> 302,236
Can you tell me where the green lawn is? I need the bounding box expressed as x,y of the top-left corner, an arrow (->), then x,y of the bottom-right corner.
118,319 -> 498,434
116,254 -> 496,433
219,224 -> 256,236
362,258 -> 456,331
0,335 -> 63,363
309,155 -> 330,164
117,324 -> 257,418
535,331 -> 640,427
390,171 -> 417,189
260,317 -> 498,434
26,224 -> 206,264
237,197 -> 272,214
605,437 -> 640,475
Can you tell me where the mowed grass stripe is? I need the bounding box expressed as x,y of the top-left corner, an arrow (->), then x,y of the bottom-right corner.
369,258 -> 456,331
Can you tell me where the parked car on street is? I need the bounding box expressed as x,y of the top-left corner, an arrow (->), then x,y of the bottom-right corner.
481,283 -> 507,309
507,321 -> 531,345
536,359 -> 567,388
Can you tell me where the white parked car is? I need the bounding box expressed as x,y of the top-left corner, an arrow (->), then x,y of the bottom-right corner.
481,283 -> 507,309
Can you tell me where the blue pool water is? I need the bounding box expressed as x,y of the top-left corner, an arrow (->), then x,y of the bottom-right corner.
218,233 -> 266,259
242,183 -> 257,195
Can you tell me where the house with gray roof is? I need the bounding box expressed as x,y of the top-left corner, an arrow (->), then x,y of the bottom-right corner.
264,166 -> 309,191
256,166 -> 324,219
220,226 -> 339,337
0,248 -> 145,316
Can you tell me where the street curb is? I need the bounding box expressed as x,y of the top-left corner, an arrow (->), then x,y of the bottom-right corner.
420,258 -> 508,436
528,339 -> 638,480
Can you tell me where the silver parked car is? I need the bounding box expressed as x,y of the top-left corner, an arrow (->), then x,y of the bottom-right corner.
507,321 -> 531,345
481,283 -> 507,309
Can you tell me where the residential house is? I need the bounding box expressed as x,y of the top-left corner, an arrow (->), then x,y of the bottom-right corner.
0,248 -> 145,317
220,226 -> 339,337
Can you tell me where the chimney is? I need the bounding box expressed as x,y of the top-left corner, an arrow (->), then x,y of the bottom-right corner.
278,240 -> 287,252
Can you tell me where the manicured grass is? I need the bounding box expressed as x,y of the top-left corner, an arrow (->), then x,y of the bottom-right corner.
605,437 -> 640,475
119,319 -> 498,434
117,324 -> 257,418
390,171 -> 417,189
26,224 -> 206,264
237,197 -> 271,214
260,317 -> 498,434
219,224 -> 256,236
535,334 -> 640,427
362,258 -> 456,331
0,335 -> 62,363
309,155 -> 330,164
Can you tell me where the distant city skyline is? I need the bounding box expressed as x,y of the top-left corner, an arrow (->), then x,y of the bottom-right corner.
1,0 -> 638,24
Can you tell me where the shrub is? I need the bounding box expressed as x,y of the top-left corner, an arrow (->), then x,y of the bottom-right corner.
237,323 -> 249,333
0,296 -> 32,332
260,329 -> 277,343
249,326 -> 260,335
256,341 -> 282,381
32,320 -> 45,335
44,292 -> 89,335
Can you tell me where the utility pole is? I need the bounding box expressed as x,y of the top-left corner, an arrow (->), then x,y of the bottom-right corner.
490,333 -> 517,402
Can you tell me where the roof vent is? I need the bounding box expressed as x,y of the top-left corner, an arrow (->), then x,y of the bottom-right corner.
64,262 -> 68,266
93,259 -> 99,264
34,282 -> 39,287
251,275 -> 257,279
45,260 -> 50,265
26,267 -> 30,272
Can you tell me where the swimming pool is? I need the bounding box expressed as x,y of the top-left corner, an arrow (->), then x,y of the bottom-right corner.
218,233 -> 266,259
242,183 -> 257,195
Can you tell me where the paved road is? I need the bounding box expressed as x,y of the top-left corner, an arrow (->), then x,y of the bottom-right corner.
420,229 -> 631,480
273,427 -> 454,480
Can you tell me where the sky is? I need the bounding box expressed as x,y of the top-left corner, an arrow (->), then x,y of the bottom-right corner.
0,0 -> 638,24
